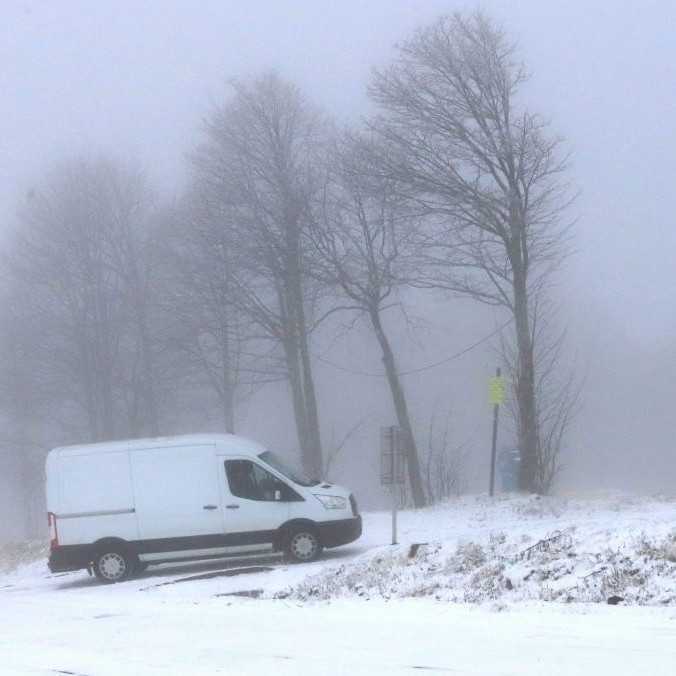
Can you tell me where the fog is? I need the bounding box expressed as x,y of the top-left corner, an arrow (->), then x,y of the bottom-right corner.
2,0 -> 676,540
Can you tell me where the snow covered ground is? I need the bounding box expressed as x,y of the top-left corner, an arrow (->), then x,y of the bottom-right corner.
279,493 -> 676,605
2,494 -> 676,675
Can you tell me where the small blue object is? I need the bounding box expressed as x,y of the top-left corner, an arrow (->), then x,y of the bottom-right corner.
498,448 -> 520,492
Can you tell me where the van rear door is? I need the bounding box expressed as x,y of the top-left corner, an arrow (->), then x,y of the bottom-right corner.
131,444 -> 223,541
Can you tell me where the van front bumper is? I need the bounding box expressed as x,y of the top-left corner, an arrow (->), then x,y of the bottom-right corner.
48,545 -> 92,573
318,515 -> 362,548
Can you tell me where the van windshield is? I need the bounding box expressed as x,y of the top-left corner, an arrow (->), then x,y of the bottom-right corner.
258,451 -> 319,487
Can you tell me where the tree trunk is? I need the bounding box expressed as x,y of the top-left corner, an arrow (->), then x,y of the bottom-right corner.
220,324 -> 236,434
19,448 -> 44,539
282,332 -> 323,479
369,308 -> 426,507
282,333 -> 312,469
222,382 -> 235,434
283,235 -> 323,478
294,296 -> 323,479
136,298 -> 160,437
124,239 -> 160,437
94,278 -> 116,441
512,268 -> 539,493
218,310 -> 235,434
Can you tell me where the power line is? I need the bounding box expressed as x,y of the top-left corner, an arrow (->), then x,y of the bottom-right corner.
315,318 -> 514,378
398,318 -> 514,375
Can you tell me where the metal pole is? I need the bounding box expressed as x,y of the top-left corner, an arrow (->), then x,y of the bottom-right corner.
489,367 -> 501,497
391,428 -> 398,544
391,492 -> 398,545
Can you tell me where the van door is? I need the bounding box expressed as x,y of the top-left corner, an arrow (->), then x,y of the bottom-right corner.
131,444 -> 224,541
220,458 -> 294,546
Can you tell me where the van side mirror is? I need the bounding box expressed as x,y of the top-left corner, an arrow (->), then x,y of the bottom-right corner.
274,489 -> 282,501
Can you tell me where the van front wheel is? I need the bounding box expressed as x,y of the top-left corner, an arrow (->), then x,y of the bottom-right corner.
93,547 -> 134,583
286,528 -> 322,563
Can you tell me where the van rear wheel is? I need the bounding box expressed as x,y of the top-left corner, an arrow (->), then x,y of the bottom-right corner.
93,547 -> 134,583
286,527 -> 322,563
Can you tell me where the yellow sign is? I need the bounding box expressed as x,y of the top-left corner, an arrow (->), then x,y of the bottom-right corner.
489,376 -> 505,405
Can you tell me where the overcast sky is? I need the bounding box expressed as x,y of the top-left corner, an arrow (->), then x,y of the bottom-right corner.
3,0 -> 676,492
4,0 -> 676,340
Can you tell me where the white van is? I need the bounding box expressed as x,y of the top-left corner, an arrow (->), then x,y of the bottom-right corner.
46,434 -> 361,583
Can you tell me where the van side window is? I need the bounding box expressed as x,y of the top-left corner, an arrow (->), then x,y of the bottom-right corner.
225,460 -> 293,501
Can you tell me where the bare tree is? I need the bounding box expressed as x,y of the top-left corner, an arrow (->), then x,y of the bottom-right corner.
368,11 -> 574,492
322,418 -> 364,480
156,188 -> 279,432
5,158 -> 161,442
191,73 -> 327,477
423,409 -> 468,503
0,287 -> 50,537
102,163 -> 161,436
310,134 -> 427,507
500,297 -> 582,493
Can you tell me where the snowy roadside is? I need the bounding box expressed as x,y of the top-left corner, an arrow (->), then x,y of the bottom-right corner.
275,494 -> 676,606
2,494 -> 676,675
0,495 -> 676,605
3,492 -> 676,607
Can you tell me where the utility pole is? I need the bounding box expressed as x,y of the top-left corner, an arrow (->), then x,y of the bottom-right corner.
489,367 -> 504,497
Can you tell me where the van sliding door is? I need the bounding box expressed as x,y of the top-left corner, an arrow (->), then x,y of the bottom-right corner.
131,444 -> 223,542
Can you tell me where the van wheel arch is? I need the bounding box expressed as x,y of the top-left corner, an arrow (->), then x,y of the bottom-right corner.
276,520 -> 323,563
274,519 -> 319,551
93,536 -> 132,551
91,538 -> 138,583
92,536 -> 136,557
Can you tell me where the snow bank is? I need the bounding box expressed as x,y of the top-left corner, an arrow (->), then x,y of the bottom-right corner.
275,494 -> 676,606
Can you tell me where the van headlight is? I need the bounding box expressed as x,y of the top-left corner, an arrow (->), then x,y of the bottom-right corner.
313,494 -> 347,510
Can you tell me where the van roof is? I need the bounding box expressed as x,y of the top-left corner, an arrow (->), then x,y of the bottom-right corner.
49,433 -> 267,459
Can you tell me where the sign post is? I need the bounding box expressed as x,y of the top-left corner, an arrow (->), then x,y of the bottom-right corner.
488,368 -> 505,497
381,425 -> 405,545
